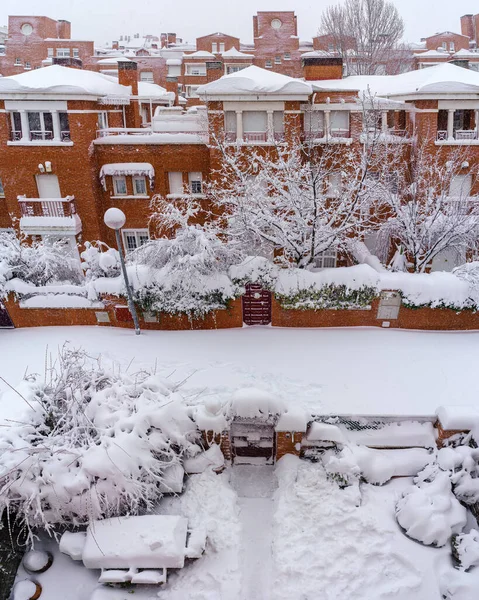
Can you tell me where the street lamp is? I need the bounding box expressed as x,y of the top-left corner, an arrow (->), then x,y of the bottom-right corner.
104,208 -> 141,335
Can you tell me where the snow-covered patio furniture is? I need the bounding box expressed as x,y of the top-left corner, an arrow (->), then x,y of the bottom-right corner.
60,515 -> 189,585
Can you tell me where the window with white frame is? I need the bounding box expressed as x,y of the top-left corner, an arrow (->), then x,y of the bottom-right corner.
24,61 -> 31,70
56,48 -> 70,57
450,42 -> 455,52
275,55 -> 281,64
133,176 -> 147,196
27,112 -> 54,140
212,42 -> 218,53
122,229 -> 149,253
98,111 -> 109,130
0,177 -> 4,197
47,48 -> 54,57
226,64 -> 247,74
140,71 -> 154,82
219,42 -> 225,53
185,85 -> 200,98
442,42 -> 447,50
304,110 -> 325,137
327,172 -> 342,197
14,58 -> 21,65
189,172 -> 203,194
185,63 -> 206,76
330,111 -> 350,134
449,174 -> 472,198
73,48 -> 79,58
113,176 -> 128,196
168,172 -> 184,195
315,248 -> 337,269
284,52 -> 291,60
265,60 -> 272,68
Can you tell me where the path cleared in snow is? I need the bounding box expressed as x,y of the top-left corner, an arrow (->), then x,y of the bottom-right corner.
2,325 -> 479,421
230,466 -> 276,600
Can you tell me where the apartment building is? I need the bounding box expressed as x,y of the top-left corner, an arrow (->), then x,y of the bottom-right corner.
1,54 -> 479,273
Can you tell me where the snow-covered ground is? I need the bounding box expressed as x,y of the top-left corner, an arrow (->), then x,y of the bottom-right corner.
2,325 -> 479,422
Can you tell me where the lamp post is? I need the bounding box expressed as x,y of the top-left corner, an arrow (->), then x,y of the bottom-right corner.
104,208 -> 141,335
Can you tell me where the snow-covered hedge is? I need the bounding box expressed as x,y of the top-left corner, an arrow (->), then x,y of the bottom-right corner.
0,346 -> 201,542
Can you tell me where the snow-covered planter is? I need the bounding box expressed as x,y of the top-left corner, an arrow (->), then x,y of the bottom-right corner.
0,346 -> 201,542
22,550 -> 52,574
275,265 -> 380,311
396,466 -> 467,547
452,529 -> 479,571
12,580 -> 41,600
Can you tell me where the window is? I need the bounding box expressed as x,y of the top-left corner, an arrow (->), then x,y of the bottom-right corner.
226,65 -> 247,74
133,176 -> 147,196
56,48 -> 70,58
275,55 -> 281,64
47,48 -> 54,57
98,111 -> 109,130
449,174 -> 472,198
315,249 -> 337,269
219,42 -> 225,53
122,230 -> 149,253
265,60 -> 272,68
284,52 -> 291,60
14,58 -> 21,66
73,48 -> 79,58
189,172 -> 203,194
185,64 -> 206,76
450,42 -> 455,52
304,111 -> 325,137
168,172 -> 184,195
59,112 -> 70,140
140,71 -> 154,82
113,176 -> 128,196
27,112 -> 54,141
327,172 -> 342,197
328,43 -> 335,53
442,42 -> 447,50
330,111 -> 350,135
212,42 -> 218,53
185,85 -> 200,98
24,61 -> 31,70
0,178 -> 4,197
243,111 -> 268,142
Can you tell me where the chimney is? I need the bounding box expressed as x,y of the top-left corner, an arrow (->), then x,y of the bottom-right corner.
165,77 -> 179,106
112,40 -> 119,50
118,61 -> 142,128
302,56 -> 343,80
461,14 -> 475,39
56,20 -> 71,40
52,57 -> 83,69
206,61 -> 223,83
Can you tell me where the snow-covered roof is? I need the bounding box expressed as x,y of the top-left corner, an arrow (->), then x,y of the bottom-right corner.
311,63 -> 479,99
414,49 -> 450,58
99,163 -> 155,188
197,65 -> 312,99
82,515 -> 188,569
221,47 -> 254,59
166,58 -> 182,66
301,50 -> 333,58
453,48 -> 479,59
0,65 -> 130,98
138,81 -> 173,101
183,50 -> 216,59
96,56 -> 132,65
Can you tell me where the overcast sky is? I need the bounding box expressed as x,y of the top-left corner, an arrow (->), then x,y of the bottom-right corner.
0,0 -> 477,46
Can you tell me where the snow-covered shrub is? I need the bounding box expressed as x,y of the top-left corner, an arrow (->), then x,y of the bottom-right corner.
0,346 -> 201,542
438,445 -> 479,506
452,530 -> 479,571
80,241 -> 120,280
127,226 -> 240,318
396,465 -> 467,547
229,256 -> 278,290
276,283 -> 378,311
0,231 -> 81,295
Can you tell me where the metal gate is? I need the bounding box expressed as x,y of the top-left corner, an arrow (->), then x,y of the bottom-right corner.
231,420 -> 275,465
0,304 -> 13,328
242,284 -> 272,326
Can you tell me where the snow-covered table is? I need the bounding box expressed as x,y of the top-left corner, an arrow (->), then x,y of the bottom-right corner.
62,515 -> 189,585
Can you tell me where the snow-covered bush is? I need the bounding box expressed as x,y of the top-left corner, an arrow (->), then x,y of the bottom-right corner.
229,256 -> 278,290
437,444 -> 479,506
396,465 -> 467,547
452,529 -> 479,571
0,346 -> 201,542
127,226 -> 240,318
0,231 -> 82,295
276,283 -> 378,311
80,241 -> 120,280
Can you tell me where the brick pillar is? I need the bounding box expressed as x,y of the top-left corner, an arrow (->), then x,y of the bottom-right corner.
276,431 -> 303,461
435,421 -> 470,448
206,61 -> 223,83
165,77 -> 179,106
118,61 -> 142,128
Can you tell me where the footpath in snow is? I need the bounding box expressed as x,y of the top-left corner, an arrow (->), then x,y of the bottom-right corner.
230,466 -> 277,600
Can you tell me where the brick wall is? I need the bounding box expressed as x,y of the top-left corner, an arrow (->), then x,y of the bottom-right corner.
276,431 -> 303,460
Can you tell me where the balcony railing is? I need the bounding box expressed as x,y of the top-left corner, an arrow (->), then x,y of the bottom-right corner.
9,130 -> 72,142
96,127 -> 153,138
18,196 -> 77,218
330,128 -> 350,138
10,130 -> 22,141
437,130 -> 479,141
243,131 -> 268,142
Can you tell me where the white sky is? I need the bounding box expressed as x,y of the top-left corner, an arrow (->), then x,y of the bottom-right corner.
0,0 -> 477,46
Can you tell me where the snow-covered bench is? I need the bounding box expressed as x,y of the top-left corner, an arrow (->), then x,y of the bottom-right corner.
60,514 -> 204,585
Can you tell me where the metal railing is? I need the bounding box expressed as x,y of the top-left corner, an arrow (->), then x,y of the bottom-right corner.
243,131 -> 268,142
96,127 -> 153,138
18,196 -> 77,218
329,128 -> 350,138
10,130 -> 22,141
437,130 -> 479,141
10,130 -> 71,142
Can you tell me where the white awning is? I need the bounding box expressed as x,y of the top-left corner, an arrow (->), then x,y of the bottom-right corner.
99,162 -> 155,189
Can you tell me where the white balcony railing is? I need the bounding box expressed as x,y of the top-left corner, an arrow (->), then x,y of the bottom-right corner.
18,196 -> 77,218
96,127 -> 153,138
243,131 -> 268,142
437,130 -> 479,141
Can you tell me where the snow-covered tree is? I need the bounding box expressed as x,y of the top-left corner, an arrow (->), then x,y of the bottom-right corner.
373,145 -> 479,273
0,231 -> 82,293
126,224 -> 240,317
0,346 -> 201,543
80,241 -> 120,280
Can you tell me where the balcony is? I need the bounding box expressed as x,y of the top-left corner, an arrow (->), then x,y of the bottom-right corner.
225,131 -> 285,144
96,127 -> 153,138
18,196 -> 82,235
243,131 -> 268,143
9,129 -> 71,143
437,130 -> 478,142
